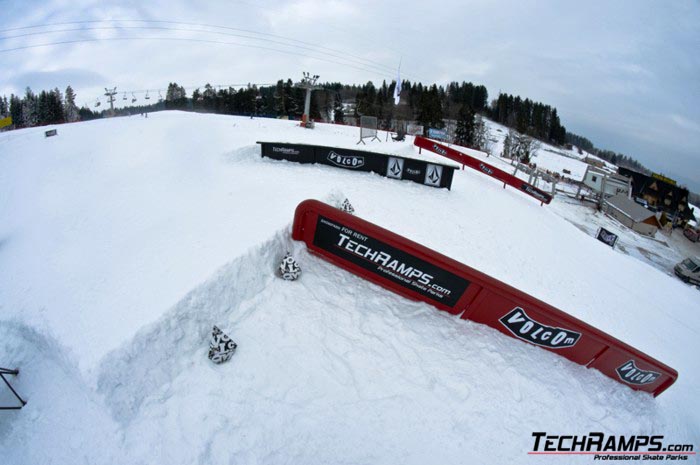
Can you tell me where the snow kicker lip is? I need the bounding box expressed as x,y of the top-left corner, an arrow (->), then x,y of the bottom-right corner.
292,199 -> 677,397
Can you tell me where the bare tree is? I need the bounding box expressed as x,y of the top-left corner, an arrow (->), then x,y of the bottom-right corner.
473,115 -> 493,155
502,129 -> 517,159
516,134 -> 541,164
503,129 -> 540,164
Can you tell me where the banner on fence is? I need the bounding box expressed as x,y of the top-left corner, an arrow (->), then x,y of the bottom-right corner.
596,227 -> 619,248
414,136 -> 553,204
406,124 -> 424,136
292,199 -> 677,397
427,127 -> 449,141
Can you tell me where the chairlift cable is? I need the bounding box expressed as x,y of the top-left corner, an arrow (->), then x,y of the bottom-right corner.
0,36 -> 394,80
0,25 -> 397,77
0,20 -> 407,78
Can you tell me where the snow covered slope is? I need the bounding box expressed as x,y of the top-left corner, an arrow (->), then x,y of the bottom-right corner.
483,119 -> 614,181
1,112 -> 698,464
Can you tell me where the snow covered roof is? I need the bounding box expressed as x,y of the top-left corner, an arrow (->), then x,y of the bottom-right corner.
586,166 -> 630,184
604,193 -> 656,223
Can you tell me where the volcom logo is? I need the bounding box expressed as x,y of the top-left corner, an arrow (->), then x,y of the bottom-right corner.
327,151 -> 365,169
616,360 -> 661,386
424,164 -> 443,186
499,308 -> 580,349
432,144 -> 447,156
387,157 -> 404,179
479,163 -> 494,175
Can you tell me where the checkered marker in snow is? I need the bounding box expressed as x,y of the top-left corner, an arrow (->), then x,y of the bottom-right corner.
339,198 -> 355,215
208,326 -> 237,364
278,253 -> 301,281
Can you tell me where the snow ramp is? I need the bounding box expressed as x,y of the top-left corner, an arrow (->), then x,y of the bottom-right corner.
0,321 -> 119,464
91,225 -> 674,464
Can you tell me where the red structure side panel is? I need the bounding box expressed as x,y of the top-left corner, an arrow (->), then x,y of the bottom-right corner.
292,200 -> 677,396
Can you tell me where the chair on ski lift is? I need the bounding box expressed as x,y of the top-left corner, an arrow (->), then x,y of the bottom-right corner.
95,99 -> 101,108
123,92 -> 127,101
131,93 -> 137,103
145,91 -> 150,100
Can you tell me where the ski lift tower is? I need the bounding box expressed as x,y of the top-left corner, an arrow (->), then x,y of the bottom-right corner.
104,87 -> 117,117
294,72 -> 322,128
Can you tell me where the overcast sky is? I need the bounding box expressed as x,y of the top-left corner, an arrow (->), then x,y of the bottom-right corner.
2,0 -> 699,191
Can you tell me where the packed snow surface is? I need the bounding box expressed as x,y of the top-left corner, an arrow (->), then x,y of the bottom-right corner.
0,112 -> 698,464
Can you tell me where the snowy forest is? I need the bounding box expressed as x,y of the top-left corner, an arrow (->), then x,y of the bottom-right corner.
0,78 -> 653,178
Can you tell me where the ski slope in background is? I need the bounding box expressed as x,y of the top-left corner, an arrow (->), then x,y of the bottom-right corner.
0,112 -> 698,464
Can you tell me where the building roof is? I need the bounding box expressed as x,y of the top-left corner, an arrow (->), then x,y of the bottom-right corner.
605,193 -> 658,223
617,167 -> 694,221
589,166 -> 630,183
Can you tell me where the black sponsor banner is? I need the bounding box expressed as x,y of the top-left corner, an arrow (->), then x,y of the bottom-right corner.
312,215 -> 470,307
596,227 -> 618,248
257,142 -> 454,189
261,142 -> 315,163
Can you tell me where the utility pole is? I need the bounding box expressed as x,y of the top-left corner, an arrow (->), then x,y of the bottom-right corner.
599,173 -> 608,209
104,87 -> 117,117
294,72 -> 322,128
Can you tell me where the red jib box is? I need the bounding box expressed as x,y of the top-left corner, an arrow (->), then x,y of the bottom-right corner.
292,199 -> 677,397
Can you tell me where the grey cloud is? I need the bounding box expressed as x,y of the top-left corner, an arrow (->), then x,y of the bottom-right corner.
9,69 -> 107,94
0,0 -> 698,190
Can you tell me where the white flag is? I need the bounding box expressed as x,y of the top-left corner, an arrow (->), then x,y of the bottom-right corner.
393,67 -> 402,105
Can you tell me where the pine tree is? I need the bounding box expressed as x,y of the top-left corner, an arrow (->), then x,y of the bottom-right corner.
22,87 -> 38,127
417,85 -> 443,129
502,130 -> 515,159
355,82 -> 377,116
273,80 -> 286,116
9,94 -> 23,127
473,115 -> 491,152
333,92 -> 344,123
191,89 -> 202,111
454,104 -> 475,147
286,79 -> 302,118
49,88 -> 65,124
64,86 -> 79,122
165,83 -> 187,109
202,83 -> 216,112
